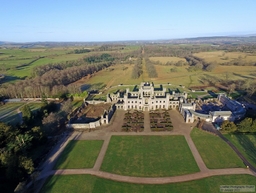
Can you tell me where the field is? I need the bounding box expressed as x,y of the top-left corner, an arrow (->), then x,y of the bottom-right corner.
224,133 -> 256,168
0,47 -> 87,80
191,128 -> 244,169
54,140 -> 103,169
193,51 -> 256,64
100,135 -> 199,177
40,174 -> 256,193
150,56 -> 187,64
74,61 -> 256,95
0,46 -> 140,82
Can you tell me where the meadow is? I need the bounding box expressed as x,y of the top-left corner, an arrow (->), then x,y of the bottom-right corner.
40,174 -> 256,193
54,140 -> 103,169
193,51 -> 256,64
149,56 -> 187,63
75,62 -> 256,97
100,135 -> 199,177
0,47 -> 90,80
191,128 -> 244,169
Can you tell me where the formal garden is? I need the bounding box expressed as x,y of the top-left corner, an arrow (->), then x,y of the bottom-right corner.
149,110 -> 173,131
122,110 -> 144,132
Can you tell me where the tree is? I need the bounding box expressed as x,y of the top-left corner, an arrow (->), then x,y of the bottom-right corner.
20,105 -> 32,123
221,120 -> 237,133
237,118 -> 253,133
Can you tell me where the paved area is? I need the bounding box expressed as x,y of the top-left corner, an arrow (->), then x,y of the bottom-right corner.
34,109 -> 256,192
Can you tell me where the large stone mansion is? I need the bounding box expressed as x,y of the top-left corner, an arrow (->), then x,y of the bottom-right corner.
106,82 -> 246,124
107,82 -> 187,111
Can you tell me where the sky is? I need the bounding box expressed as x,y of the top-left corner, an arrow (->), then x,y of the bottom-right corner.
1,0 -> 256,42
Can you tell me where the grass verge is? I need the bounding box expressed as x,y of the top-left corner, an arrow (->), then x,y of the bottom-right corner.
54,140 -> 103,169
191,128 -> 244,169
224,133 -> 256,168
40,174 -> 256,193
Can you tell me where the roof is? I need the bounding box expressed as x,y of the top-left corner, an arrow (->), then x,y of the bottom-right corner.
190,110 -> 210,118
210,111 -> 232,116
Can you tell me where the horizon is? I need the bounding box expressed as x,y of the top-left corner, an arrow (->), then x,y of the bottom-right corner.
1,0 -> 256,42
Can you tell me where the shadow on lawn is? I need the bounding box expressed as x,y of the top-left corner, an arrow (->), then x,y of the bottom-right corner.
53,140 -> 78,170
235,134 -> 256,165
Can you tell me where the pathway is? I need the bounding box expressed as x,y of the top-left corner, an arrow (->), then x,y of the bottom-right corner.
143,111 -> 151,132
41,168 -> 253,184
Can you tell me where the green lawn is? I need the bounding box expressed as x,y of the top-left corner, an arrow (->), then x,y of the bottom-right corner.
0,102 -> 24,117
224,133 -> 256,168
101,135 -> 199,177
54,140 -> 103,169
191,128 -> 244,169
40,174 -> 256,193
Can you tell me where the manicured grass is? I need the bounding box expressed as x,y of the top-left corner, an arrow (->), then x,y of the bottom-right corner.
54,140 -> 103,169
101,135 -> 199,177
191,128 -> 244,169
224,133 -> 256,168
41,174 -> 256,193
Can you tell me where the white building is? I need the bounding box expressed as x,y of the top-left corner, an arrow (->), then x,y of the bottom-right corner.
107,82 -> 187,111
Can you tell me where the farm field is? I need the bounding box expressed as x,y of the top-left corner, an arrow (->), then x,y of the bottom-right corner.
0,48 -> 90,80
40,174 -> 256,193
150,56 -> 187,63
224,133 -> 256,168
0,45 -> 140,83
74,61 -> 256,94
193,51 -> 256,64
191,128 -> 244,169
100,135 -> 199,177
54,140 -> 103,169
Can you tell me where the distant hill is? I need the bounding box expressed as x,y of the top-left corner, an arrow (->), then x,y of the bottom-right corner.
1,36 -> 256,47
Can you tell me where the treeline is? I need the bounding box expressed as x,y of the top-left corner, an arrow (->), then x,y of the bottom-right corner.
199,74 -> 256,97
144,45 -> 218,57
131,57 -> 143,79
185,56 -> 217,72
73,48 -> 90,54
0,54 -> 116,98
1,63 -> 111,98
221,117 -> 256,133
84,53 -> 114,63
145,58 -> 157,78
